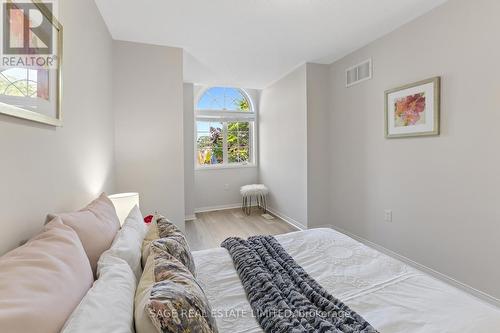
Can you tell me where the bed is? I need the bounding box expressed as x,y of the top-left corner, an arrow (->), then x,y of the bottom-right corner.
192,228 -> 500,333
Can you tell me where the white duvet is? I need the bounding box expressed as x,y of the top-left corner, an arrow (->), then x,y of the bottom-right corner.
192,228 -> 500,333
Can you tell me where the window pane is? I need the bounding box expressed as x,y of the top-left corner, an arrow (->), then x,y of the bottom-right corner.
228,146 -> 249,164
228,122 -> 250,164
197,87 -> 250,112
0,68 -> 49,100
197,121 -> 223,165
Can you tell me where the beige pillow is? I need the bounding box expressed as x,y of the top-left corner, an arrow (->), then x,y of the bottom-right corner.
54,193 -> 121,277
86,193 -> 121,227
0,217 -> 93,333
134,243 -> 217,333
141,215 -> 160,268
135,251 -> 159,333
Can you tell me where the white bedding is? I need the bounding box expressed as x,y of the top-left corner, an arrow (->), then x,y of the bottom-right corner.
192,228 -> 500,333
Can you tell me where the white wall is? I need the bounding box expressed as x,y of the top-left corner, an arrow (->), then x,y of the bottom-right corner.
187,85 -> 259,213
306,63 -> 331,228
259,66 -> 308,228
183,83 -> 196,219
194,168 -> 258,211
327,0 -> 500,298
0,0 -> 115,255
113,41 -> 185,231
258,64 -> 331,229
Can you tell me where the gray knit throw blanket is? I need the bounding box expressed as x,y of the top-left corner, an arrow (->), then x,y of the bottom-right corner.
221,235 -> 379,333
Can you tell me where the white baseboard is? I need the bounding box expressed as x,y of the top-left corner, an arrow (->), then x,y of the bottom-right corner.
184,214 -> 196,221
318,224 -> 500,308
266,207 -> 305,231
194,203 -> 242,214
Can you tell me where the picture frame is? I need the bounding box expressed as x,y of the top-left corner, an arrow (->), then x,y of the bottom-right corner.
0,0 -> 63,126
384,77 -> 440,138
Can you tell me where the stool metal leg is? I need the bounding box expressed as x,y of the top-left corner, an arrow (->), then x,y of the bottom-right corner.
263,194 -> 267,214
247,195 -> 252,215
243,194 -> 250,215
244,195 -> 250,215
242,192 -> 269,216
242,195 -> 246,214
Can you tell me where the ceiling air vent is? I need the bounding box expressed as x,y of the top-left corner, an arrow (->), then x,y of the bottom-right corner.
346,59 -> 372,88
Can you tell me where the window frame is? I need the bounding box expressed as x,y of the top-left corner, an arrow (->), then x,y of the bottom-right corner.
194,87 -> 257,170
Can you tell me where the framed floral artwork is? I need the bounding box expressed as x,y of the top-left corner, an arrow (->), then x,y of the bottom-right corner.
384,77 -> 440,138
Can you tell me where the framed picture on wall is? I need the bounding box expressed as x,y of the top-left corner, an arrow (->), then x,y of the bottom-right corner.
384,77 -> 440,138
0,1 -> 63,126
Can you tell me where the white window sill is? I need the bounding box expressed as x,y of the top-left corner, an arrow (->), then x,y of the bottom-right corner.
195,163 -> 257,171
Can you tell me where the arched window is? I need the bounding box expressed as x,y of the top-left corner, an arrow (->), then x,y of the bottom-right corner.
197,87 -> 251,112
195,87 -> 256,167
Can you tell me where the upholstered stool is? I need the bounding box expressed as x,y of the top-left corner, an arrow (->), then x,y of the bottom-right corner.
240,184 -> 269,215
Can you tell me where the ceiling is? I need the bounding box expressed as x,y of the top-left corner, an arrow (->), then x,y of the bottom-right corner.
95,0 -> 447,89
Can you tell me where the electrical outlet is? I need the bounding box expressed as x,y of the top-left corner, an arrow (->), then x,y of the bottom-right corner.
384,210 -> 392,222
223,184 -> 229,191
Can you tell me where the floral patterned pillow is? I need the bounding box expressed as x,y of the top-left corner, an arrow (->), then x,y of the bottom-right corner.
154,216 -> 196,276
156,215 -> 183,237
151,237 -> 196,276
147,247 -> 218,333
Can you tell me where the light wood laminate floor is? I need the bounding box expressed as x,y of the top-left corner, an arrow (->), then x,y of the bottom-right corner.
185,208 -> 298,251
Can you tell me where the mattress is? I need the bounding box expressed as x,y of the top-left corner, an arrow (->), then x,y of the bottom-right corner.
192,228 -> 500,333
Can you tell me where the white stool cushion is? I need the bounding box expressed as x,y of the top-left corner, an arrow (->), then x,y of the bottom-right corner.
240,184 -> 269,196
